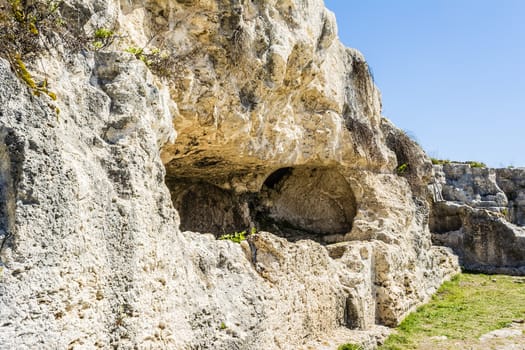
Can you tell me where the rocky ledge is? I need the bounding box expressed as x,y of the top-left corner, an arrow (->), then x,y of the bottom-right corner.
0,0 -> 492,349
431,164 -> 525,274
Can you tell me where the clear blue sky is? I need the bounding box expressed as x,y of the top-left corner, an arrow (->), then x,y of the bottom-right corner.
324,0 -> 525,167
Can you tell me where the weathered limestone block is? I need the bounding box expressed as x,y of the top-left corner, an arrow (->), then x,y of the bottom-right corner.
496,168 -> 525,226
432,202 -> 525,274
436,164 -> 508,210
431,164 -> 525,275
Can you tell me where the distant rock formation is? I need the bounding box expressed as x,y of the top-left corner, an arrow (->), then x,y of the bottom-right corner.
431,164 -> 525,274
497,168 -> 525,226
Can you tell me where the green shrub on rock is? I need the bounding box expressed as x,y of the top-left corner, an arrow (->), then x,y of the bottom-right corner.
219,227 -> 256,243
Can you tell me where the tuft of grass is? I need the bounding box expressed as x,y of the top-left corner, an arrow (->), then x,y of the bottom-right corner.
338,344 -> 363,350
0,0 -> 75,60
379,273 -> 525,349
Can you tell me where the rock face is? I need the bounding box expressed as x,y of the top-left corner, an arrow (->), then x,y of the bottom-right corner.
497,168 -> 525,227
431,164 -> 525,274
0,0 -> 459,349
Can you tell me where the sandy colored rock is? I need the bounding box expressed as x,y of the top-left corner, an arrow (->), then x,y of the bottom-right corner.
0,0 -> 460,349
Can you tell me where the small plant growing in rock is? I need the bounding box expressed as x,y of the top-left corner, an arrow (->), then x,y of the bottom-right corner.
396,163 -> 409,175
219,227 -> 256,243
125,45 -> 176,77
125,46 -> 148,63
92,27 -> 115,50
12,56 -> 57,100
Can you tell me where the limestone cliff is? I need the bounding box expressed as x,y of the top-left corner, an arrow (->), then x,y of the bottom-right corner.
431,164 -> 525,275
0,0 -> 459,349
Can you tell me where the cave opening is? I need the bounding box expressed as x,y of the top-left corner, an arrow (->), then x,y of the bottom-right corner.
254,167 -> 357,242
165,178 -> 252,236
164,166 -> 357,243
262,167 -> 292,189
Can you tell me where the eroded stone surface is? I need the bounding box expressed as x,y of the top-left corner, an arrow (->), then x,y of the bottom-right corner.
497,168 -> 525,226
431,164 -> 525,274
0,0 -> 461,348
436,164 -> 508,210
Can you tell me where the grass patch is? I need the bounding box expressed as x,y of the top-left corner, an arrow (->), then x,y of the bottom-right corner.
380,273 -> 525,349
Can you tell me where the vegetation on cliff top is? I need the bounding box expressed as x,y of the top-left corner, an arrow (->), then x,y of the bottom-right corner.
431,158 -> 487,168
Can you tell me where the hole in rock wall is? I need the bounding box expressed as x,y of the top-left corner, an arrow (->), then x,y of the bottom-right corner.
344,296 -> 361,330
165,167 -> 357,242
167,179 -> 252,235
255,167 -> 357,241
429,203 -> 463,234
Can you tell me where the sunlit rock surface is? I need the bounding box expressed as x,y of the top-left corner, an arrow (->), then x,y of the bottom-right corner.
0,0 -> 460,348
431,164 -> 525,275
